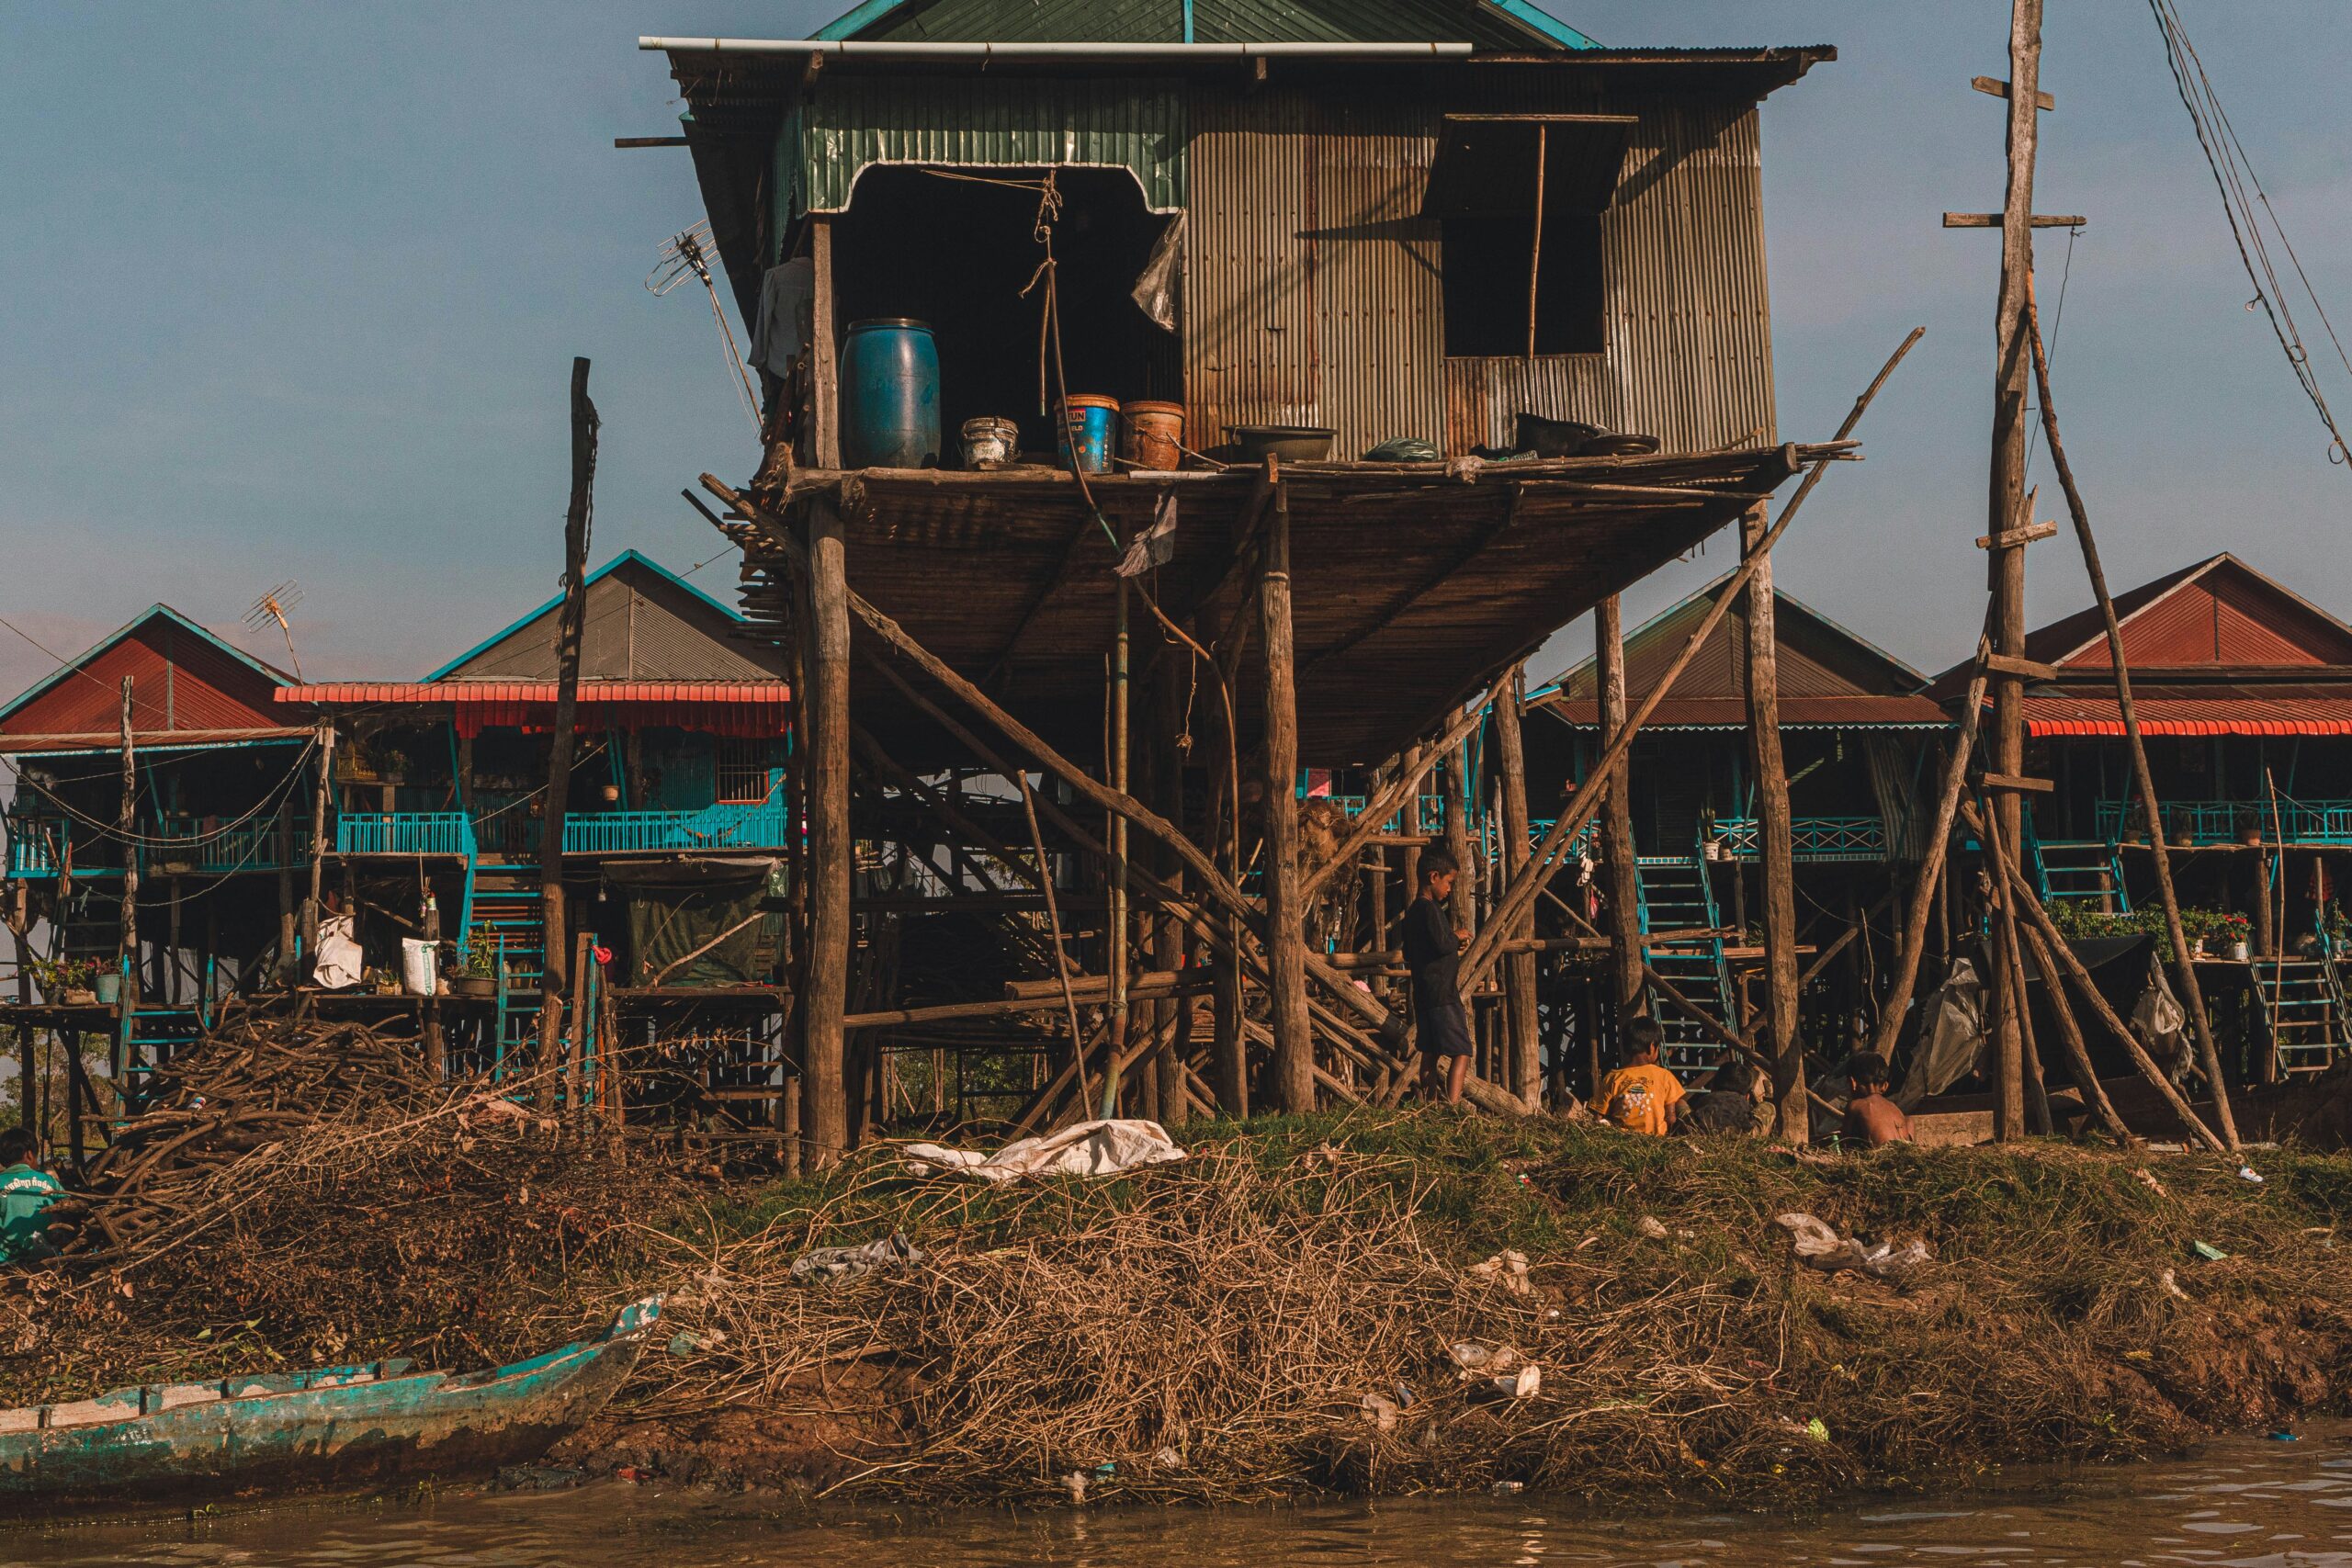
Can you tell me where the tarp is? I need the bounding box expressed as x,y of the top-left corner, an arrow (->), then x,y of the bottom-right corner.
616,858 -> 780,987
904,1119 -> 1187,1184
1895,956 -> 1985,1111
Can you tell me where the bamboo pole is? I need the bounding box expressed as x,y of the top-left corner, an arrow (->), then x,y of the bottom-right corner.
115,679 -> 138,1037
2026,280 -> 2239,1148
537,358 -> 596,1077
1462,328 -> 1925,995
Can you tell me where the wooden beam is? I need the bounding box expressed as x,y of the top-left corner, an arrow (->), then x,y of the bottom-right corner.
1595,595 -> 1645,1033
1978,772 -> 2054,794
613,136 -> 691,148
1982,651 -> 2061,682
1305,482 -> 1525,674
536,357 -> 596,1077
1970,74 -> 2055,110
0,725 -> 314,754
1942,211 -> 2085,228
1977,520 -> 2058,549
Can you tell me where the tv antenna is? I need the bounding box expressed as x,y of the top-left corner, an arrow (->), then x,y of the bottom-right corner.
243,581 -> 305,681
649,219 -> 762,433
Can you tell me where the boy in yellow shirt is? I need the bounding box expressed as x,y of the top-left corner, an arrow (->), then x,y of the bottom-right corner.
1595,1019 -> 1688,1135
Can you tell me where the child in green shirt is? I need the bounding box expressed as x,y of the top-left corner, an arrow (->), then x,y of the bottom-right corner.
0,1129 -> 62,1263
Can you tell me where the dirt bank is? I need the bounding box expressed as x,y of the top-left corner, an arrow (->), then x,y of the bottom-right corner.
10,1108 -> 2352,1507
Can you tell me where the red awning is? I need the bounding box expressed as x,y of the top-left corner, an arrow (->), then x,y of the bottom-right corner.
276,682 -> 791,739
2021,694 -> 2352,737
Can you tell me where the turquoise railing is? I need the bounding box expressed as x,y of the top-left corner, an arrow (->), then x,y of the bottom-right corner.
1316,792 -> 1451,833
6,815 -> 306,878
1713,815 -> 1888,863
337,811 -> 478,856
2096,796 -> 2352,847
560,800 -> 792,854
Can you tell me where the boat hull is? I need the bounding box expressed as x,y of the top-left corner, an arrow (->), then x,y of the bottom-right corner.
0,1300 -> 657,1510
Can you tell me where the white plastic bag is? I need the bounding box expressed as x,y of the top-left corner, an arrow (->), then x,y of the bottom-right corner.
311,914 -> 363,990
399,937 -> 437,997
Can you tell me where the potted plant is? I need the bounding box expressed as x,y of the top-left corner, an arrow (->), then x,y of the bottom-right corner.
92,962 -> 119,1005
2238,808 -> 2264,848
33,957 -> 100,1006
449,943 -> 499,1000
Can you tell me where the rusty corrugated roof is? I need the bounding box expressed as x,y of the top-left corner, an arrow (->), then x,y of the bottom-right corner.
277,682 -> 789,705
2022,685 -> 2352,737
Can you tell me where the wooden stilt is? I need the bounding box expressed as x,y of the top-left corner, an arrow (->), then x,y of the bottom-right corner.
537,358 -> 596,1077
117,680 -> 140,1039
1493,664 -> 1542,1104
1741,507 -> 1805,1141
1151,662 -> 1187,1124
303,723 -> 334,973
1595,596 -> 1645,1031
1869,646 -> 1990,1058
1258,485 -> 1315,1113
803,496 -> 854,1166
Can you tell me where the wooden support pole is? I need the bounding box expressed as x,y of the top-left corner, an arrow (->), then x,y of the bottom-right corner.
274,803 -> 296,987
1493,663 -> 1542,1104
1462,327 -> 1922,996
1196,615 -> 1246,1118
1741,506 -> 1805,1141
1259,485 -> 1315,1113
1596,596 -> 1645,1030
1151,661 -> 1187,1124
303,723 -> 334,970
422,888 -> 446,1079
116,679 -> 139,1024
1962,797 -> 2226,1151
537,357 -> 596,1077
1981,0 -> 2044,1141
803,496 -> 854,1166
1102,559 -> 1133,1118
2026,280 -> 2240,1148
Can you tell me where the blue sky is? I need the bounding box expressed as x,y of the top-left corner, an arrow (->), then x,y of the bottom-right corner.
1,1 -> 2346,701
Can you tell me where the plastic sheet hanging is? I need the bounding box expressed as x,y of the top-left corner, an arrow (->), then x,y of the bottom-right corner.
1894,956 -> 1986,1111
1131,211 -> 1185,333
2131,951 -> 2196,1085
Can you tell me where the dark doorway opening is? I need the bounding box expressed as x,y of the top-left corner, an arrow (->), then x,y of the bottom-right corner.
831,165 -> 1183,465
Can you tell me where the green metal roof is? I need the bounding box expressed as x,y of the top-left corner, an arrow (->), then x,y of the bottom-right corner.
817,0 -> 1595,48
782,76 -> 1187,219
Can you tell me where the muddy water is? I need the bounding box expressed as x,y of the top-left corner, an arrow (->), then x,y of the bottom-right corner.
15,1426 -> 2352,1567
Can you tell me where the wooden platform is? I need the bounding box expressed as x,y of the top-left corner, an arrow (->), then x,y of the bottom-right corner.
741,444 -> 1841,766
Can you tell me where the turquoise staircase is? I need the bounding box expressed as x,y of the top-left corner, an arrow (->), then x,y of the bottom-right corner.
1634,850 -> 1736,1081
466,876 -> 546,1075
2252,958 -> 2346,1076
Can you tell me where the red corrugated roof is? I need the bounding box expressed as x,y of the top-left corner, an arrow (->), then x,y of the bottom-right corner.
2022,690 -> 2352,737
1544,694 -> 1948,729
275,681 -> 791,739
279,681 -> 787,704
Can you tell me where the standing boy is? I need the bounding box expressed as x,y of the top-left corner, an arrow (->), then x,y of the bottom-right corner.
1595,1017 -> 1688,1134
1403,848 -> 1475,1105
0,1130 -> 62,1264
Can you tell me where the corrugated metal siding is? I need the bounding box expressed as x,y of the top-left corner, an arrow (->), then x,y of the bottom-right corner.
1607,101 -> 1776,454
786,76 -> 1186,216
443,567 -> 786,683
1186,83 -> 1777,458
1186,91 -> 1325,433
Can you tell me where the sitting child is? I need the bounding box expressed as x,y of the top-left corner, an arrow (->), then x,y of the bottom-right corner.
1595,1019 -> 1687,1135
1839,1051 -> 1913,1147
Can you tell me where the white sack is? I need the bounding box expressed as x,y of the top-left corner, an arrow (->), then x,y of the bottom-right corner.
904,1118 -> 1187,1184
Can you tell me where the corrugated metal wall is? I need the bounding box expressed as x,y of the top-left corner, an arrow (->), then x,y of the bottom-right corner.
784,76 -> 1187,217
1185,84 -> 1777,457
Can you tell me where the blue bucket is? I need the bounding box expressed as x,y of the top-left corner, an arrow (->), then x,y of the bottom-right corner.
1057,395 -> 1119,474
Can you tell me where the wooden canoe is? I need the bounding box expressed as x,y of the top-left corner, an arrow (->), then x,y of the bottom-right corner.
0,1295 -> 661,1509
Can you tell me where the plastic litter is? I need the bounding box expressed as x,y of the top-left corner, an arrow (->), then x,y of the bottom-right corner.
2238,1165 -> 2266,1185
1774,1213 -> 1932,1282
1358,1393 -> 1400,1432
2269,1429 -> 2301,1441
905,1119 -> 1186,1184
789,1229 -> 926,1284
1636,1215 -> 1669,1240
1805,1417 -> 1831,1442
1492,1479 -> 1526,1495
1467,1249 -> 1534,1296
2190,1240 -> 2231,1262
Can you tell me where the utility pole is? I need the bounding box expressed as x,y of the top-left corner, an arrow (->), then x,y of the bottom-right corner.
1963,0 -> 2047,1141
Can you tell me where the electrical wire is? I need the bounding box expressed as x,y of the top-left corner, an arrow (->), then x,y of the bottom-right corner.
2150,0 -> 2352,475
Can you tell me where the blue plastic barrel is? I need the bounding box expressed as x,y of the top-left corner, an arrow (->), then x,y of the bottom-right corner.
1057,394 -> 1120,473
840,319 -> 941,469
